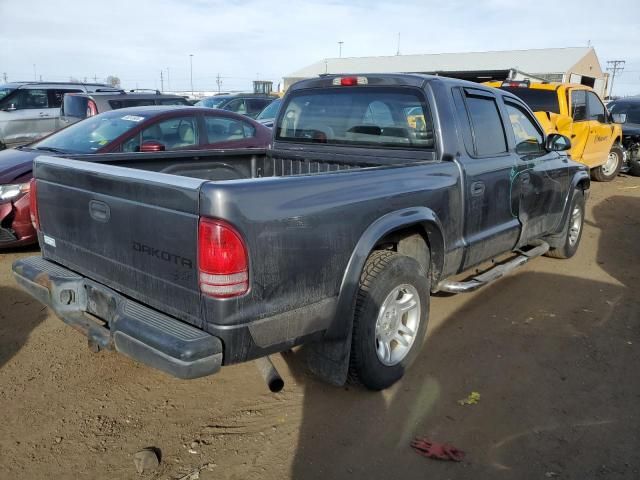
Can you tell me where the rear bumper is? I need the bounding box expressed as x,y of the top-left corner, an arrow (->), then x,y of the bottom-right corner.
12,256 -> 223,379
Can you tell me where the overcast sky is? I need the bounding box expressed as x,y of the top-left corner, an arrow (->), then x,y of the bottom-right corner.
1,0 -> 639,96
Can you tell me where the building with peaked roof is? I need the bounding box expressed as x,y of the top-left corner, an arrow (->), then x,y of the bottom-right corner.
283,47 -> 608,96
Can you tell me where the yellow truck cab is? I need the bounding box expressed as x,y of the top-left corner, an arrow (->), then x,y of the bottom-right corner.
486,80 -> 624,181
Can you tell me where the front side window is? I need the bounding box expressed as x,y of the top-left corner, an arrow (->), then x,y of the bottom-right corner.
608,102 -> 640,123
34,110 -> 148,153
156,97 -> 190,106
276,87 -> 434,149
122,116 -> 198,152
109,99 -> 155,109
205,116 -> 255,143
464,93 -> 507,156
505,102 -> 544,156
8,89 -> 49,109
247,99 -> 271,115
586,92 -> 606,122
571,90 -> 587,121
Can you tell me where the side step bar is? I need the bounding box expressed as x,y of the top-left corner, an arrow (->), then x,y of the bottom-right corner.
437,241 -> 550,293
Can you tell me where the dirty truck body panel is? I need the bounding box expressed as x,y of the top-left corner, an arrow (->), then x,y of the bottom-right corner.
13,74 -> 589,381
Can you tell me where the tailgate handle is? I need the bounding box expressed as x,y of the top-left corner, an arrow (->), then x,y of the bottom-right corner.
89,200 -> 111,222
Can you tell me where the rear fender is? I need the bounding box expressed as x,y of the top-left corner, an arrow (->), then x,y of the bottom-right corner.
305,207 -> 445,386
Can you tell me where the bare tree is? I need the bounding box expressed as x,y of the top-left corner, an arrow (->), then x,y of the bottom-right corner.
105,75 -> 121,88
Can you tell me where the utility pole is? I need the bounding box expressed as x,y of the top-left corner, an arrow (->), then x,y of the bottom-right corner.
606,60 -> 625,98
216,73 -> 222,93
160,70 -> 164,92
396,32 -> 401,55
167,67 -> 170,91
2,72 -> 7,83
33,64 -> 36,81
93,74 -> 98,82
189,54 -> 194,97
338,41 -> 344,58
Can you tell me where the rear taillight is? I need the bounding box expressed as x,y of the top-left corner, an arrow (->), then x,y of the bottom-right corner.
86,100 -> 98,117
29,178 -> 40,230
198,218 -> 248,298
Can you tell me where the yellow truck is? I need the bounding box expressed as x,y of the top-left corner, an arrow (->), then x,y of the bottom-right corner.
486,80 -> 624,181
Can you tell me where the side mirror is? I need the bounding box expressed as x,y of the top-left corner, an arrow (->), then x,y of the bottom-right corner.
612,113 -> 627,124
545,133 -> 571,152
140,140 -> 166,152
3,103 -> 17,112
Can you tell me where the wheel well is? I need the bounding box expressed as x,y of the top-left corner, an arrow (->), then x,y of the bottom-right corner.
373,225 -> 442,284
576,177 -> 590,192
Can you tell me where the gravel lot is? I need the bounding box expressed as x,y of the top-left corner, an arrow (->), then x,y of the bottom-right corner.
0,174 -> 638,479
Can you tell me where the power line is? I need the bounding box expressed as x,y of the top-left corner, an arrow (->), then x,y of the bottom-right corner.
606,60 -> 625,98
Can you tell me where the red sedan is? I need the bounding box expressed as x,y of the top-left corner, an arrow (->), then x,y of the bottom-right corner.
0,106 -> 271,248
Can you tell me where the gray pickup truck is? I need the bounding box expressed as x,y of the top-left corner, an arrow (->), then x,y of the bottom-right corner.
13,74 -> 590,390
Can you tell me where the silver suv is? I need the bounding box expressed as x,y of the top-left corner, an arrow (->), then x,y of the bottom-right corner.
0,81 -> 118,149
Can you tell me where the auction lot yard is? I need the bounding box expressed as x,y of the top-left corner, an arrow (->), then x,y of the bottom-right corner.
0,175 -> 638,480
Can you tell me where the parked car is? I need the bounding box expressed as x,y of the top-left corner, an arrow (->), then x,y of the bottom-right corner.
486,80 -> 624,181
59,90 -> 190,128
255,98 -> 282,127
14,74 -> 589,391
0,106 -> 270,249
606,97 -> 640,176
0,81 -> 119,150
195,94 -> 274,119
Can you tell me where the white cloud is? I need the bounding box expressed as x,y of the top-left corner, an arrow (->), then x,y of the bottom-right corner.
0,0 -> 638,95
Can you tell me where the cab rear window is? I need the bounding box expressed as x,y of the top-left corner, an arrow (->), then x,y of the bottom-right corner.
499,87 -> 560,114
276,87 -> 434,149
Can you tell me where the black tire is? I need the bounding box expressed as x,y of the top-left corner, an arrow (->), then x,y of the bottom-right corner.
591,145 -> 623,182
546,190 -> 585,259
349,250 -> 430,390
629,154 -> 640,177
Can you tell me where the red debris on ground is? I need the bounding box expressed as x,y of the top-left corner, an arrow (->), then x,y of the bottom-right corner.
410,437 -> 465,462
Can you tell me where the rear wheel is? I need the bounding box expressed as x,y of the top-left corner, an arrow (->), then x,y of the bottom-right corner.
546,190 -> 585,259
349,250 -> 430,390
592,145 -> 623,182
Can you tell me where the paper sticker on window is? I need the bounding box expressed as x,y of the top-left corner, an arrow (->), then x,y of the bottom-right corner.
121,115 -> 145,122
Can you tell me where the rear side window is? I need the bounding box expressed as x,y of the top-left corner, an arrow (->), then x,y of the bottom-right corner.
570,90 -> 587,121
499,87 -> 560,114
225,98 -> 247,114
276,87 -> 434,149
464,93 -> 507,156
205,116 -> 255,143
49,89 -> 82,108
246,99 -> 271,115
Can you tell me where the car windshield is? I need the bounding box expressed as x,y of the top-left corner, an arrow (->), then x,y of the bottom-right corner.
196,97 -> 228,108
34,110 -> 148,154
608,102 -> 640,124
499,87 -> 560,114
256,99 -> 281,120
0,87 -> 14,101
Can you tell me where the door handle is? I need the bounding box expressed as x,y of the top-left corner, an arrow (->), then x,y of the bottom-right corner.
470,181 -> 485,196
39,113 -> 50,117
521,172 -> 531,184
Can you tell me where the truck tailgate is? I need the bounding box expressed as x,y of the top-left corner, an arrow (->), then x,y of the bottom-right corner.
34,156 -> 205,326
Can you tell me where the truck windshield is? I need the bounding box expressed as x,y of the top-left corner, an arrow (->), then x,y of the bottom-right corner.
276,87 -> 434,149
34,110 -> 148,154
499,87 -> 560,114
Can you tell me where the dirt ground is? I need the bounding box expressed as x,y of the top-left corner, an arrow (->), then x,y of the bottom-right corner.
0,175 -> 638,480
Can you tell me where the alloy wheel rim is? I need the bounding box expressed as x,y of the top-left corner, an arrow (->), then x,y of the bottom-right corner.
602,152 -> 619,176
374,284 -> 421,366
568,205 -> 582,246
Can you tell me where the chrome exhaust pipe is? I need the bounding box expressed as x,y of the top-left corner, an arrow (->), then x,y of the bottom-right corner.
255,356 -> 284,392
